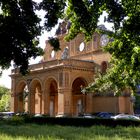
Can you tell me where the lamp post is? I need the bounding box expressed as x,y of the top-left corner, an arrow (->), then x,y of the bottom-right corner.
80,85 -> 86,115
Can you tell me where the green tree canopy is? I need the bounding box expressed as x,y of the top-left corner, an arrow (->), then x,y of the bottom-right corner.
0,0 -> 140,93
0,0 -> 44,74
0,85 -> 10,111
0,0 -> 66,74
64,0 -> 140,94
0,85 -> 9,98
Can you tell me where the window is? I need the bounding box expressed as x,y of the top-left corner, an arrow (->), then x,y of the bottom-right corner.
79,42 -> 85,52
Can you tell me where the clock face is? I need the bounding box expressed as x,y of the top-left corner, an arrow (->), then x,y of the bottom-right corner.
79,42 -> 85,52
51,50 -> 55,58
100,34 -> 109,47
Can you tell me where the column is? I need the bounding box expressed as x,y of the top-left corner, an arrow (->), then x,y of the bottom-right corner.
41,89 -> 45,114
63,88 -> 72,116
57,88 -> 64,115
43,88 -> 50,115
11,79 -> 18,112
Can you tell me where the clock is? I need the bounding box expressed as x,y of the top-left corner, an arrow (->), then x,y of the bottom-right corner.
100,34 -> 109,47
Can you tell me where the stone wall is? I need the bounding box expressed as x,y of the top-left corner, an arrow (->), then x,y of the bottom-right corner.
92,96 -> 132,114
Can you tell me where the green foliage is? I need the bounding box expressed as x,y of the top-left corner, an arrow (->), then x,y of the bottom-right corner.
43,0 -> 140,94
48,37 -> 61,51
0,85 -> 9,98
8,115 -> 25,125
0,0 -> 140,93
0,0 -> 66,74
0,0 -> 43,74
0,124 -> 140,140
0,86 -> 10,111
64,0 -> 140,94
134,95 -> 140,112
23,116 -> 140,128
39,0 -> 66,31
0,94 -> 10,111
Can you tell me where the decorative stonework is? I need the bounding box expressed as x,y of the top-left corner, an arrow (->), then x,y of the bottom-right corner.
61,47 -> 69,59
100,34 -> 109,47
10,31 -> 133,116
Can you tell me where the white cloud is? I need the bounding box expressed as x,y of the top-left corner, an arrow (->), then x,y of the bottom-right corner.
0,68 -> 11,88
98,11 -> 114,31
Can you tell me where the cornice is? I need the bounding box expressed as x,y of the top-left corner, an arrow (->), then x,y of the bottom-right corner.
11,59 -> 95,78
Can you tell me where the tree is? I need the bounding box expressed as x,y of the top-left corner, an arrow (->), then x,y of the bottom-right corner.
0,85 -> 9,98
64,0 -> 140,94
0,86 -> 10,111
0,0 -> 43,74
0,0 -> 140,94
0,0 -> 67,74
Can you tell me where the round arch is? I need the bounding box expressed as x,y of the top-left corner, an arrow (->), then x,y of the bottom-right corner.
30,79 -> 42,114
16,80 -> 26,93
72,77 -> 87,95
44,77 -> 58,116
30,77 -> 43,89
70,75 -> 89,88
15,80 -> 26,113
44,75 -> 58,89
71,77 -> 87,116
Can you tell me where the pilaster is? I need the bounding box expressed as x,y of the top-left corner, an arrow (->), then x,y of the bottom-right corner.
10,79 -> 18,112
57,88 -> 64,115
57,88 -> 72,116
64,88 -> 73,116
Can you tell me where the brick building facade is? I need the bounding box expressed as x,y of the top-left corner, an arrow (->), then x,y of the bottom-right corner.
10,27 -> 133,116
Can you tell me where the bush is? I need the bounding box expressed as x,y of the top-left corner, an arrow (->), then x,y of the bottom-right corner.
0,86 -> 10,112
7,115 -> 25,125
24,116 -> 140,127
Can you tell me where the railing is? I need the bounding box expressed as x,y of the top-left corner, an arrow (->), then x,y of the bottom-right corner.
11,59 -> 95,74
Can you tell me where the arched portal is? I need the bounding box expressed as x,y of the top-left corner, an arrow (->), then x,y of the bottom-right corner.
72,77 -> 87,116
30,80 -> 42,114
16,81 -> 27,113
49,79 -> 58,116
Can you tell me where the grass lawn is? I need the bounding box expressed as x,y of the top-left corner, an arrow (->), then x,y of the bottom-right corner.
0,123 -> 140,140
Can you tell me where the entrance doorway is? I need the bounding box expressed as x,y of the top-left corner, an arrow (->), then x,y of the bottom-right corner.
50,100 -> 54,116
49,79 -> 58,116
77,99 -> 82,115
72,77 -> 87,116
